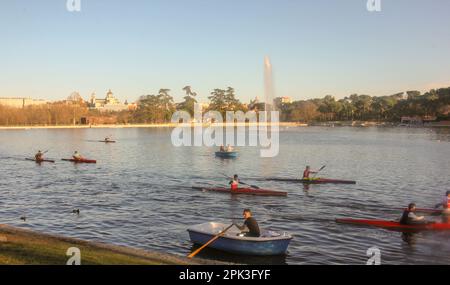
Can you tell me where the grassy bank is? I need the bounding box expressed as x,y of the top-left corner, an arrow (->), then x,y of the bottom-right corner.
0,224 -> 216,265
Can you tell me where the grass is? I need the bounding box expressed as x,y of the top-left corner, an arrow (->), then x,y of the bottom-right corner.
0,224 -> 206,265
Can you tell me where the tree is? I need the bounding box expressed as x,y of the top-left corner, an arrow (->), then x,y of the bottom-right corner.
178,86 -> 198,116
207,87 -> 245,117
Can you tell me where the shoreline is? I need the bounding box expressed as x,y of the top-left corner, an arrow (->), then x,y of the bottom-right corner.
0,224 -> 222,265
0,122 -> 308,130
0,121 -> 449,130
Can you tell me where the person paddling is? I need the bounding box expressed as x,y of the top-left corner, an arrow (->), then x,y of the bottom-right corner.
435,191 -> 450,213
399,203 -> 427,225
229,174 -> 239,191
434,191 -> 450,222
35,150 -> 44,162
72,151 -> 83,161
303,166 -> 318,180
233,209 -> 260,237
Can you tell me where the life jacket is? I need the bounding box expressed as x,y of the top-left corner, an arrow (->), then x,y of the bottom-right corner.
399,210 -> 410,225
303,170 -> 310,179
230,180 -> 239,190
445,197 -> 450,209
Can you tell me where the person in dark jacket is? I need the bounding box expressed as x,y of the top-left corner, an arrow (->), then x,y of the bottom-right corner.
233,209 -> 260,237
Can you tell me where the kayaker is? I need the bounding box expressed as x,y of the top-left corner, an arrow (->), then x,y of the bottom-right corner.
35,150 -> 44,161
233,209 -> 260,237
229,174 -> 239,191
72,151 -> 83,161
434,191 -> 450,212
302,166 -> 317,180
104,137 -> 110,142
399,203 -> 426,225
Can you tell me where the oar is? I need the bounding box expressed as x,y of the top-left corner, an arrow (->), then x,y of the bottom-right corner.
188,224 -> 234,258
312,165 -> 326,178
221,173 -> 260,189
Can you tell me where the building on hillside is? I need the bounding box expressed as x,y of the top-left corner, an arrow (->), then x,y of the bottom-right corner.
0,97 -> 47,108
274,96 -> 292,105
88,90 -> 129,112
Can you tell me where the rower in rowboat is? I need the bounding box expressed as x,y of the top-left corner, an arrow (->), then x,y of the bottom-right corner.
232,209 -> 261,237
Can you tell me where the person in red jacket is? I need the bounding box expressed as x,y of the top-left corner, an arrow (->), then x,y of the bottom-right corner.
229,174 -> 239,191
302,166 -> 318,179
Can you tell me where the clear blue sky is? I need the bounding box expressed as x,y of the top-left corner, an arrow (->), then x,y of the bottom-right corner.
1,0 -> 450,103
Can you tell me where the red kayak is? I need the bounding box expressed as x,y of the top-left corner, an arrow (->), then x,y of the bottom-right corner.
62,158 -> 97,164
264,177 -> 356,184
192,187 -> 287,197
336,218 -> 450,231
26,158 -> 55,163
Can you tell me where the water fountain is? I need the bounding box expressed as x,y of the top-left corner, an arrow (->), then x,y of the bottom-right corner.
264,56 -> 276,113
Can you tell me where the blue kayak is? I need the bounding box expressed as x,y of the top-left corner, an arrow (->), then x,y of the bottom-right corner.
215,151 -> 238,158
187,222 -> 292,256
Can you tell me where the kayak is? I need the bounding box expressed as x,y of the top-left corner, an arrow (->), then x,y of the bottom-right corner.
99,140 -> 116,143
187,222 -> 292,256
263,177 -> 356,184
336,218 -> 450,231
215,151 -> 238,158
62,158 -> 97,164
192,186 -> 287,197
25,158 -> 55,163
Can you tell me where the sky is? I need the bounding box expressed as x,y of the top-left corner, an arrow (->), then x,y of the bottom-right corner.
1,0 -> 450,103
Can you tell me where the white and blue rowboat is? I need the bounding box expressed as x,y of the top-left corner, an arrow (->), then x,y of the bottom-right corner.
187,222 -> 292,256
215,151 -> 238,158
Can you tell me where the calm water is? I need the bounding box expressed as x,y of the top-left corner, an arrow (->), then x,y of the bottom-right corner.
0,126 -> 449,265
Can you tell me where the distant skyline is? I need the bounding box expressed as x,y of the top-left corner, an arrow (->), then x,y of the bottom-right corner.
1,0 -> 450,103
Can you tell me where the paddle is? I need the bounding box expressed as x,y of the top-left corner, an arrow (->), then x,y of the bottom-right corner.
312,165 -> 326,178
188,224 -> 234,258
221,173 -> 260,189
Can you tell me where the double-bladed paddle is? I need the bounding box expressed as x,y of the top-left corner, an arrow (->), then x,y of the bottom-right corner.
221,173 -> 260,189
312,165 -> 326,178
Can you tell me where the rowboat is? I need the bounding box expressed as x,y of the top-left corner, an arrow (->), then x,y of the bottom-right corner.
192,186 -> 287,197
25,158 -> 55,163
187,222 -> 292,256
336,218 -> 450,231
215,151 -> 238,158
62,158 -> 97,164
263,177 -> 356,184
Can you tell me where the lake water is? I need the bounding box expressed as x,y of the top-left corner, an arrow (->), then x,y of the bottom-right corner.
0,126 -> 449,265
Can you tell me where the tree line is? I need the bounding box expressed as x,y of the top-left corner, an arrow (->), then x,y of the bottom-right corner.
279,88 -> 450,122
0,86 -> 449,126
